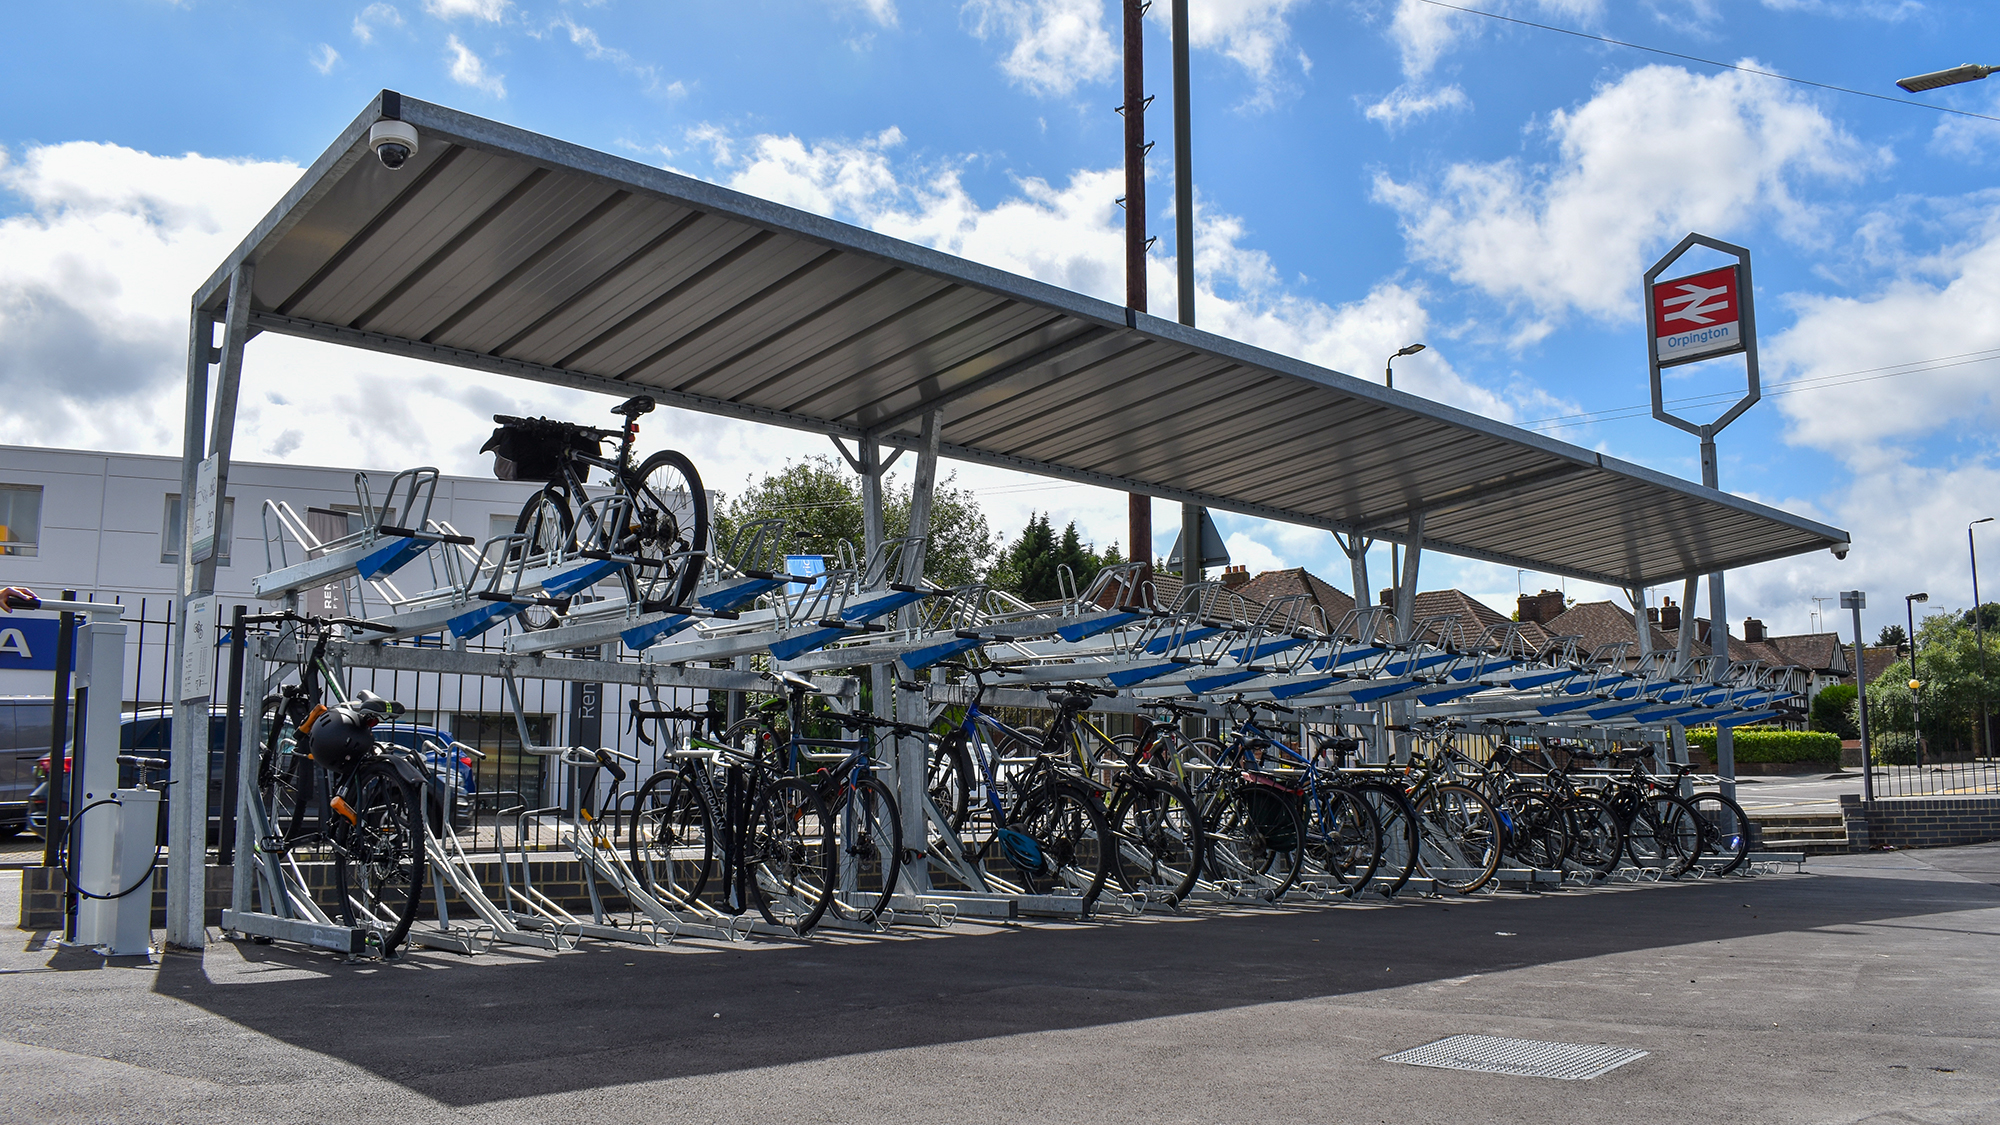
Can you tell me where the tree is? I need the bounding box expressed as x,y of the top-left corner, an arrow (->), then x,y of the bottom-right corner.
1809,683 -> 1858,741
1877,623 -> 1907,649
716,456 -> 994,586
989,512 -> 1117,602
1860,608 -> 2000,757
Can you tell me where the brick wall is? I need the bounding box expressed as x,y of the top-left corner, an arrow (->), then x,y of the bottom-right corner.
1839,794 -> 2000,851
18,866 -> 235,932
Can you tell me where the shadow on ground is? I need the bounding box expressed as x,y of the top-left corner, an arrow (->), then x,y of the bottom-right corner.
148,869 -> 1996,1106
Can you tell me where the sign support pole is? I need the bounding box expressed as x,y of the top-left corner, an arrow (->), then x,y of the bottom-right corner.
1646,234 -> 1762,805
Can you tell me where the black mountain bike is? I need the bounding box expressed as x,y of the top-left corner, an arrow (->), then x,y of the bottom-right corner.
487,394 -> 709,619
251,611 -> 431,955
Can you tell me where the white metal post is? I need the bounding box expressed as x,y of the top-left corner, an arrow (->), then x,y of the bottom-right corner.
895,414 -> 940,894
72,616 -> 129,946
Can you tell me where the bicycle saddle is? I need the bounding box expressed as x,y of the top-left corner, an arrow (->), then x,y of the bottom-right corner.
611,395 -> 656,418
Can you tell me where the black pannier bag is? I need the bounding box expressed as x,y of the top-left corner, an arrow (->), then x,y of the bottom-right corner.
480,417 -> 601,482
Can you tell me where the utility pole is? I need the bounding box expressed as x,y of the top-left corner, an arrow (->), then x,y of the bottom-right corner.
1122,0 -> 1152,587
1169,0 -> 1207,584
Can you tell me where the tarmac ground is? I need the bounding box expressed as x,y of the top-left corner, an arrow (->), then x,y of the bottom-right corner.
1,844 -> 1997,1125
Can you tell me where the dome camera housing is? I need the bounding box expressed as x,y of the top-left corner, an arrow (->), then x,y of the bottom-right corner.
369,120 -> 420,170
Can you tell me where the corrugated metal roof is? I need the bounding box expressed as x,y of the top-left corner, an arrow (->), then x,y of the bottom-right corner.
195,92 -> 1849,588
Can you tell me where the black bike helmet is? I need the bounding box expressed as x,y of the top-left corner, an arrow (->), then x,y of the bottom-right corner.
308,691 -> 398,770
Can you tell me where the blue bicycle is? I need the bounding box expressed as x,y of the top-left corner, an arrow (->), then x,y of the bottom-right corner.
928,665 -> 1115,910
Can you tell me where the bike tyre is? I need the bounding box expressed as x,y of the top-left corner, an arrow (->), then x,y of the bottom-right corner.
749,777 -> 836,935
1686,791 -> 1752,876
333,761 -> 427,955
1110,777 -> 1203,905
1005,780 -> 1114,911
628,765 -> 718,909
831,776 -> 902,924
628,450 -> 710,609
1413,783 -> 1503,894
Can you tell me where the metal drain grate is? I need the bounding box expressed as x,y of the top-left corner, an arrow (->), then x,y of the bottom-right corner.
1383,1035 -> 1648,1080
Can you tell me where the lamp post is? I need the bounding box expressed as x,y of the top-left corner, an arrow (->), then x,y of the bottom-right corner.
1897,63 -> 1999,92
1384,343 -> 1425,389
1907,591 -> 1930,767
1974,519 -> 1994,759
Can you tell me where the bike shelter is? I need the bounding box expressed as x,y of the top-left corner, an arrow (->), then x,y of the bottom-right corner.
163,92 -> 1851,955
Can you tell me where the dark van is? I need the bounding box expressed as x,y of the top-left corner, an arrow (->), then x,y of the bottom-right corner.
2,697 -> 68,836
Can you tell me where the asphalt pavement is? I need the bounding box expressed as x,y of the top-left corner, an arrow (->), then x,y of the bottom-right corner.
1,846 -> 1997,1125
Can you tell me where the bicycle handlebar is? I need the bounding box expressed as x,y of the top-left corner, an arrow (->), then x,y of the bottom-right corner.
242,609 -> 396,634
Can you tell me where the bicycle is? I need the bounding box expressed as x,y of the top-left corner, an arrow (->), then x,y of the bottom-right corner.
487,394 -> 709,620
927,664 -> 1115,911
250,610 -> 434,955
1214,697 -> 1384,898
1642,761 -> 1753,875
624,685 -> 838,935
1556,743 -> 1706,878
1384,722 -> 1505,894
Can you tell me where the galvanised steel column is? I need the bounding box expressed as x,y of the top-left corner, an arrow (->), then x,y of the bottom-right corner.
1701,437 -> 1736,802
168,264 -> 251,950
895,413 -> 941,894
1390,514 -> 1424,764
1843,590 -> 1872,804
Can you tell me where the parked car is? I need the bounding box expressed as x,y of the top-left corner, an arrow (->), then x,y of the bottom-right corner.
29,709 -> 469,838
1,696 -> 69,837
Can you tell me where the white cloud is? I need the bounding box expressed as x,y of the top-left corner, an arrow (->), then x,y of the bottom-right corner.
0,143 -> 302,454
1363,83 -> 1470,129
546,15 -> 675,96
962,0 -> 1117,96
1758,0 -> 1920,17
425,0 -> 509,21
1374,63 -> 1878,329
352,2 -> 403,43
1151,0 -> 1306,84
310,43 -> 340,74
1769,207 -> 2000,461
1223,531 -> 1286,575
837,0 -> 898,27
1383,0 -> 1602,80
445,35 -> 506,97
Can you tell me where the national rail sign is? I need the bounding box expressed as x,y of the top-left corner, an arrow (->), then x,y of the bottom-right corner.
1651,264 -> 1744,367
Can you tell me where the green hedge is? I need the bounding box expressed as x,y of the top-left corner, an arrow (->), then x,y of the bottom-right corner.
1870,731 -> 1920,766
1686,727 -> 1842,763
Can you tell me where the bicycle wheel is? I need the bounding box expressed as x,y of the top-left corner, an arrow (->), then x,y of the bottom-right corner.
1002,780 -> 1113,909
1111,778 -> 1203,905
830,776 -> 902,924
928,732 -> 973,834
629,765 -> 717,909
1413,784 -> 1503,894
333,762 -> 427,954
627,450 -> 709,609
512,487 -> 573,630
1627,793 -> 1704,877
1686,791 -> 1752,876
1302,784 -> 1382,893
1352,779 -> 1420,896
1559,794 -> 1624,879
748,777 -> 835,934
1203,780 -> 1305,899
1498,790 -> 1569,871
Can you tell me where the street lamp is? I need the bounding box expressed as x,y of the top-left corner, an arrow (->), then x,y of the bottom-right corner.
1907,591 -> 1930,767
1384,343 -> 1425,389
1897,63 -> 1998,93
1974,518 -> 1994,758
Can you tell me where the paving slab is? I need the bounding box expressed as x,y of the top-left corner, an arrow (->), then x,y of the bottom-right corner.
2,848 -> 1997,1125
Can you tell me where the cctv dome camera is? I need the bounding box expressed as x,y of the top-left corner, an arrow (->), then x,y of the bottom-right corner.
369,120 -> 420,170
1831,542 -> 1851,560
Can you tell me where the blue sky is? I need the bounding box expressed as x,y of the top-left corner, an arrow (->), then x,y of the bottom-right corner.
3,0 -> 1999,640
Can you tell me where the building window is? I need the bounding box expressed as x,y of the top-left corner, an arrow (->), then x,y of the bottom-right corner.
488,513 -> 518,547
0,485 -> 41,557
162,494 -> 235,566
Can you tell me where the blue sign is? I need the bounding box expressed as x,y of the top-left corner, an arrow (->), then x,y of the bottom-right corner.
785,555 -> 828,596
0,618 -> 76,672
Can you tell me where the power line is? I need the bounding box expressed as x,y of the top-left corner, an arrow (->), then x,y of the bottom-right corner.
1414,0 -> 2000,124
1524,347 -> 2000,431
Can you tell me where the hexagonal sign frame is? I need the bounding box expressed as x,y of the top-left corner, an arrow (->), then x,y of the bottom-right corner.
1644,233 -> 1760,440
